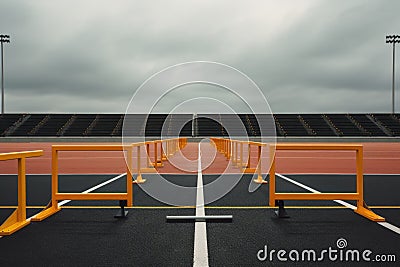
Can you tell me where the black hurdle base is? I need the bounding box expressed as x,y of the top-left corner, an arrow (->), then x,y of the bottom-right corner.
274,200 -> 290,218
114,200 -> 128,218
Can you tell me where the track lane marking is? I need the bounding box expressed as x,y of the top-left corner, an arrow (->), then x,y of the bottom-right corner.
193,143 -> 209,267
276,173 -> 400,235
3,205 -> 400,209
57,173 -> 127,207
25,173 -> 127,221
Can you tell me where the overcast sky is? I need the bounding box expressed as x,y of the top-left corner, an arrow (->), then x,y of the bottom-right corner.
1,0 -> 399,114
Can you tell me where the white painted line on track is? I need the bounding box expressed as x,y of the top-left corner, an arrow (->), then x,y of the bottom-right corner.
58,173 -> 127,207
193,143 -> 209,267
276,173 -> 400,235
26,173 -> 127,221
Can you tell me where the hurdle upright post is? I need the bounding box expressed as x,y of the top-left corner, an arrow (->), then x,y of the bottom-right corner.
126,146 -> 133,206
17,157 -> 27,222
161,140 -> 167,161
51,147 -> 61,212
246,143 -> 251,169
0,150 -> 43,236
133,144 -> 146,184
146,142 -> 152,167
253,144 -> 267,184
356,146 -> 364,205
353,145 -> 383,221
240,142 -> 244,168
269,155 -> 276,207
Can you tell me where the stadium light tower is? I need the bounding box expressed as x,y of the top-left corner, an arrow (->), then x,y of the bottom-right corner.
386,35 -> 400,114
0,34 -> 10,114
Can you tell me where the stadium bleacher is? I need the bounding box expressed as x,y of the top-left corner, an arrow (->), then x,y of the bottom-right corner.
89,114 -> 123,136
35,114 -> 73,136
62,114 -> 96,136
196,116 -> 225,136
0,114 -> 24,135
1,113 -> 400,137
274,114 -> 310,136
144,114 -> 169,136
324,114 -> 363,136
10,114 -> 48,136
300,114 -> 336,136
349,114 -> 388,136
371,114 -> 400,136
162,114 -> 193,137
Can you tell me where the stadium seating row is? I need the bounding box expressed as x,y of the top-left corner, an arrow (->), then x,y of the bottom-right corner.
1,113 -> 400,137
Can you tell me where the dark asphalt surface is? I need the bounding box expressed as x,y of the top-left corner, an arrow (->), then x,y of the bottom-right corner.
1,174 -> 399,266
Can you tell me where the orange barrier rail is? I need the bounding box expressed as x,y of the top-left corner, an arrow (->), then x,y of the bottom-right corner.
211,138 -> 268,184
32,138 -> 187,222
135,138 -> 187,183
32,145 -> 134,222
212,139 -> 384,222
270,144 -> 385,222
0,150 -> 43,236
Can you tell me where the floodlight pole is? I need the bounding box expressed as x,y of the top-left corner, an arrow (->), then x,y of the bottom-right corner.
0,34 -> 10,115
386,35 -> 400,114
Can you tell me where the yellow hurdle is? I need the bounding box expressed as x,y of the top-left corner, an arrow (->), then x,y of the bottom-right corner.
211,138 -> 384,222
211,138 -> 267,184
32,138 -> 187,222
0,150 -> 43,236
31,145 -> 134,222
269,144 -> 385,222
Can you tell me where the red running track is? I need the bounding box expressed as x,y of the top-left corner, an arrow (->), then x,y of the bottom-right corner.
0,142 -> 400,174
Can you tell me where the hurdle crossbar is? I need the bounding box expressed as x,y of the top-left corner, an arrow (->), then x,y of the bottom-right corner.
269,143 -> 385,222
0,150 -> 43,236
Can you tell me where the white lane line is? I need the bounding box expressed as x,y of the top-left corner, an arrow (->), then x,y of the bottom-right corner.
276,173 -> 400,235
58,173 -> 127,207
27,173 -> 127,220
193,143 -> 209,267
378,222 -> 400,234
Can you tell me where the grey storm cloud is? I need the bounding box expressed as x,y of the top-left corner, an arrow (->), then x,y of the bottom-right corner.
0,0 -> 399,113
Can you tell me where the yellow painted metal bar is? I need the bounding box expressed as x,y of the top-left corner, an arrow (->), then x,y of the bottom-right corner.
51,145 -> 129,151
126,146 -> 133,206
253,145 -> 266,184
17,157 -> 27,222
133,145 -> 146,184
0,150 -> 43,160
51,148 -> 59,209
355,146 -> 364,206
269,156 -> 276,206
274,193 -> 360,200
55,193 -> 129,201
0,150 -> 43,236
275,143 -> 363,150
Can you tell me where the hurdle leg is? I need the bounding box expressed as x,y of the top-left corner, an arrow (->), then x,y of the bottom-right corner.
146,143 -> 153,167
32,148 -> 62,222
114,200 -> 128,218
274,200 -> 290,218
0,158 -> 30,235
253,145 -> 267,184
269,156 -> 276,207
133,146 -> 146,184
353,147 -> 385,222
